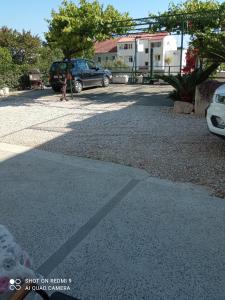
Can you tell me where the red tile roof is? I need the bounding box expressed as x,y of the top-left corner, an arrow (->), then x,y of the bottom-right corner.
94,33 -> 169,54
117,32 -> 169,43
95,38 -> 120,54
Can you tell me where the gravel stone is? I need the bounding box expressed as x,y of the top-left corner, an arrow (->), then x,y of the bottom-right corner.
0,85 -> 224,197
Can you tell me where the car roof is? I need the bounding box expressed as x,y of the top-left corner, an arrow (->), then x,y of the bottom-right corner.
52,58 -> 89,64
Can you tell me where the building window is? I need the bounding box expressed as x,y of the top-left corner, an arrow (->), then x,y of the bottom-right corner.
128,56 -> 133,63
105,56 -> 108,61
118,43 -> 133,50
145,48 -> 149,54
112,56 -> 116,60
151,42 -> 161,48
122,43 -> 133,50
155,55 -> 161,61
97,57 -> 101,63
145,61 -> 148,66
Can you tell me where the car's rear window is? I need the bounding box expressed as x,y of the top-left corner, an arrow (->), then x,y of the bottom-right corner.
50,62 -> 74,73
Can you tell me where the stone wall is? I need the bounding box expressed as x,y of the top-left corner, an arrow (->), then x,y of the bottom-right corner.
195,80 -> 224,116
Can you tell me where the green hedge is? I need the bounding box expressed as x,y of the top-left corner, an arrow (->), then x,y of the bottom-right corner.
0,67 -> 22,89
0,46 -> 63,90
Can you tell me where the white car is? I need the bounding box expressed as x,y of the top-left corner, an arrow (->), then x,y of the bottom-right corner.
206,84 -> 225,138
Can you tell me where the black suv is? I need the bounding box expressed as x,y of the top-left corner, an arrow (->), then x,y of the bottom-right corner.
49,58 -> 112,93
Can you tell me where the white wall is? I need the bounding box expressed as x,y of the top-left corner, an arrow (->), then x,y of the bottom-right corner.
117,42 -> 135,67
137,39 -> 164,70
162,36 -> 178,69
164,49 -> 187,74
116,36 -> 179,71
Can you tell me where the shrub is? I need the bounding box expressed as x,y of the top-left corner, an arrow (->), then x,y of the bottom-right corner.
0,65 -> 22,89
0,47 -> 12,70
0,46 -> 64,89
156,63 -> 220,103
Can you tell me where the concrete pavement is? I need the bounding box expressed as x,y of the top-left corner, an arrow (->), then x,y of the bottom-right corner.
0,142 -> 225,299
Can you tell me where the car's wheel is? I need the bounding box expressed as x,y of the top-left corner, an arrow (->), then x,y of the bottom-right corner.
52,86 -> 61,93
102,76 -> 110,87
74,81 -> 83,93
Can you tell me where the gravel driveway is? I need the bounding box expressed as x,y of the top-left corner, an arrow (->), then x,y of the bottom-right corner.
0,84 -> 224,197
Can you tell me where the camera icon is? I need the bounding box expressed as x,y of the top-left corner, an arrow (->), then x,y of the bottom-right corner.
9,279 -> 22,291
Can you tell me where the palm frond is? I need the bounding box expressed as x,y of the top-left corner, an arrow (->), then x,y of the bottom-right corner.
156,63 -> 219,103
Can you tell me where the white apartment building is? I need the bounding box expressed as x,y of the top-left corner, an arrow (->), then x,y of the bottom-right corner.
117,33 -> 186,73
94,33 -> 187,74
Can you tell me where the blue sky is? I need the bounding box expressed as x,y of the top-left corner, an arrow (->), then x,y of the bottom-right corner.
1,0 -> 223,43
0,0 -> 184,39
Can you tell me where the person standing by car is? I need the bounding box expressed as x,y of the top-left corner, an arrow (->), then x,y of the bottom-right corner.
59,72 -> 69,101
59,70 -> 73,101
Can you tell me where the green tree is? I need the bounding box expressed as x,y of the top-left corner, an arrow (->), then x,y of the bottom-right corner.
149,0 -> 224,35
0,47 -> 12,71
0,47 -> 22,89
148,0 -> 225,60
35,45 -> 64,84
193,32 -> 225,63
0,27 -> 65,89
45,0 -> 132,59
36,46 -> 63,73
150,0 -> 225,104
0,27 -> 41,65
